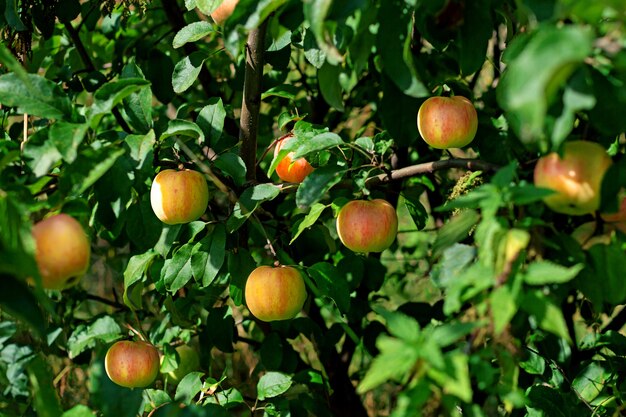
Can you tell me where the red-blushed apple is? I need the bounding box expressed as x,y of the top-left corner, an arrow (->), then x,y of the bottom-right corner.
210,0 -> 239,26
245,265 -> 307,322
105,340 -> 160,389
32,214 -> 90,290
162,344 -> 201,384
417,95 -> 478,149
150,169 -> 209,225
274,135 -> 315,183
336,199 -> 398,253
534,141 -> 613,216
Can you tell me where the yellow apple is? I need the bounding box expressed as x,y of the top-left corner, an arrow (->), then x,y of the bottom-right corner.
163,344 -> 200,384
534,141 -> 612,216
336,199 -> 398,253
105,340 -> 160,389
210,0 -> 239,26
417,95 -> 478,149
32,214 -> 90,290
150,169 -> 209,225
245,265 -> 307,322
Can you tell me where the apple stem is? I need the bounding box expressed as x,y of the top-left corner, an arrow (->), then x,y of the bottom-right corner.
124,320 -> 148,343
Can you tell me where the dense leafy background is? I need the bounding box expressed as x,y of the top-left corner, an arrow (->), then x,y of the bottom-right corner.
2,0 -> 626,416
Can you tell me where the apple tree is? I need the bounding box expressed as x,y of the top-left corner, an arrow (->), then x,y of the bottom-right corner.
2,0 -> 626,416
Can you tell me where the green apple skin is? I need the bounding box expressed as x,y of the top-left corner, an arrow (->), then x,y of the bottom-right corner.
32,214 -> 90,290
417,96 -> 478,149
245,266 -> 307,322
105,340 -> 160,389
164,345 -> 201,384
150,169 -> 209,225
336,199 -> 398,253
534,141 -> 613,216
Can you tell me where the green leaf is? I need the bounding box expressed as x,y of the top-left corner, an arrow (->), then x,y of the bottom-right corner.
431,244 -> 476,288
257,372 -> 292,401
160,119 -> 205,143
0,274 -> 47,338
525,385 -> 572,417
357,335 -> 419,393
191,224 -> 226,287
197,98 -> 226,145
123,250 -> 159,310
458,0 -> 492,75
67,317 -> 122,359
227,184 -> 281,232
490,285 -> 518,335
308,262 -> 350,314
584,241 -> 626,305
376,0 -> 428,97
521,291 -> 572,343
49,122 -> 88,164
195,0 -> 221,14
90,78 -> 151,117
427,351 -> 473,403
173,21 -> 215,48
62,145 -> 126,195
292,132 -> 344,159
295,165 -> 347,209
402,189 -> 428,230
374,308 -> 421,342
61,405 -> 95,417
318,63 -> 345,111
497,25 -> 593,150
290,203 -> 327,244
524,261 -> 584,286
262,84 -> 300,101
508,184 -> 555,205
121,61 -> 153,133
431,210 -> 480,258
26,354 -> 63,417
174,372 -> 204,404
213,152 -> 246,187
162,243 -> 196,293
431,321 -> 480,348
172,52 -> 208,94
228,249 -> 256,306
0,73 -> 71,119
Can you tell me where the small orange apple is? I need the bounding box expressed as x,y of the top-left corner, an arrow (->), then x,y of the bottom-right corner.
274,135 -> 315,183
417,95 -> 478,149
336,199 -> 398,253
105,340 -> 160,389
210,0 -> 239,26
150,169 -> 209,225
245,265 -> 307,322
534,141 -> 612,216
32,214 -> 90,290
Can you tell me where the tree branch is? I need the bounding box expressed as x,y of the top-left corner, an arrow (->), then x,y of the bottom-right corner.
367,158 -> 500,185
160,0 -> 217,97
239,20 -> 269,182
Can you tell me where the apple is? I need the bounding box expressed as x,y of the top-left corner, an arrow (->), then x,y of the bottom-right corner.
274,135 -> 315,183
534,141 -> 612,216
150,169 -> 209,225
105,340 -> 160,389
210,0 -> 239,26
163,344 -> 200,384
32,214 -> 90,290
245,265 -> 307,322
417,95 -> 478,149
336,199 -> 398,253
